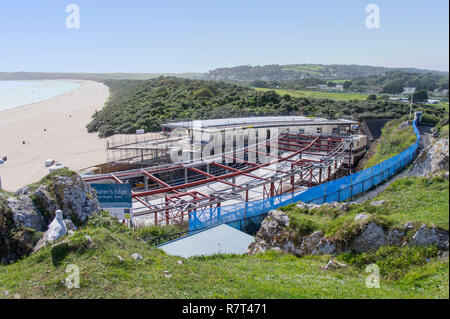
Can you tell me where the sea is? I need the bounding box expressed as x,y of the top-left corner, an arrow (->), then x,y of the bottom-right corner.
0,80 -> 80,111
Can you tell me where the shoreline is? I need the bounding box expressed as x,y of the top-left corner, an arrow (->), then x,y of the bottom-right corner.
0,79 -> 81,112
0,80 -> 110,192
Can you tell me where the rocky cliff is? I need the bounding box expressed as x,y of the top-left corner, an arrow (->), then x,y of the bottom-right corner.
0,170 -> 101,264
247,208 -> 449,257
409,138 -> 449,177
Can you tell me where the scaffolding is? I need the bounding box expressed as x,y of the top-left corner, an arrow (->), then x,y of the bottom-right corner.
84,129 -> 354,227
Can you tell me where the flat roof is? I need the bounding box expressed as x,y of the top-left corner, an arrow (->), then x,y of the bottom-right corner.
158,224 -> 255,258
162,116 -> 358,131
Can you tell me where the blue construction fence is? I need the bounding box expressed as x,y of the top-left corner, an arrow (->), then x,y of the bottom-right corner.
189,121 -> 421,232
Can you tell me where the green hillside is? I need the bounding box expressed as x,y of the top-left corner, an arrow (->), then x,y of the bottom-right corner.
87,77 -> 417,137
0,175 -> 448,299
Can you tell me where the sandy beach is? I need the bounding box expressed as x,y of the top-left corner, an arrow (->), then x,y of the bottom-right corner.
0,80 -> 109,192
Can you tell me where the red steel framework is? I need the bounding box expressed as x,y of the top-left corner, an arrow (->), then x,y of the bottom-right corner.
83,131 -> 352,226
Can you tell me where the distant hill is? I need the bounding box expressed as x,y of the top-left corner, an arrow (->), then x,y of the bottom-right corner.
85,77 -> 436,138
255,70 -> 449,94
0,72 -> 203,81
203,64 -> 449,83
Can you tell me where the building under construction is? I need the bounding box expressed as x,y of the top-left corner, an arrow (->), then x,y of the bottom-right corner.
82,116 -> 367,227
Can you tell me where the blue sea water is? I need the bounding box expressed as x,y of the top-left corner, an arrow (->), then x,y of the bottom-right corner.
0,80 -> 80,111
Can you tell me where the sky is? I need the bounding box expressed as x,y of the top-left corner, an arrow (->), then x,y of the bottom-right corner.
0,0 -> 448,73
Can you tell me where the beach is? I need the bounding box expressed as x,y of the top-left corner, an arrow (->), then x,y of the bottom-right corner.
0,80 -> 109,191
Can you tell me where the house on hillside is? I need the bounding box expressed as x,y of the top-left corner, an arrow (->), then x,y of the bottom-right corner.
403,87 -> 416,95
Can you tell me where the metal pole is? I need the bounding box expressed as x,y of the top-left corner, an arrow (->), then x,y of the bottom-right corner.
409,89 -> 415,121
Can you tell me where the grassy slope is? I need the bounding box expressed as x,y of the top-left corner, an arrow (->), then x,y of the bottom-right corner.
0,226 -> 447,299
281,175 -> 449,237
364,119 -> 416,169
254,87 -> 369,101
0,174 -> 448,299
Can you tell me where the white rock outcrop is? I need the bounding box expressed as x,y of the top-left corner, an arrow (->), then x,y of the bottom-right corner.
247,211 -> 449,258
6,195 -> 44,231
409,138 -> 449,177
32,174 -> 101,223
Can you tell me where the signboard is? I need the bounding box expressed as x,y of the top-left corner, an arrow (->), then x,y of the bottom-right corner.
91,183 -> 133,220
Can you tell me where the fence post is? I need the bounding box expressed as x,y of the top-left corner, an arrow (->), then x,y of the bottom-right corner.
349,173 -> 353,201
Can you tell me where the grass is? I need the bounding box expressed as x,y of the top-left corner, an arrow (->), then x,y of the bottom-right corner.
439,124 -> 449,139
254,88 -> 369,101
27,168 -> 78,193
0,174 -> 448,299
280,175 -> 449,240
364,119 -> 417,169
425,102 -> 449,112
370,175 -> 449,229
0,225 -> 447,299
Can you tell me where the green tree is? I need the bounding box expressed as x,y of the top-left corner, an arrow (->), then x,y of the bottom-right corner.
413,90 -> 428,102
367,94 -> 377,101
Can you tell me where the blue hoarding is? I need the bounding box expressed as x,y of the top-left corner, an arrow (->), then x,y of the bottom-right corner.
90,183 -> 132,208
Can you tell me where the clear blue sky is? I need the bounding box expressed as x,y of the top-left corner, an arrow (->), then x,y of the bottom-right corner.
0,0 -> 448,73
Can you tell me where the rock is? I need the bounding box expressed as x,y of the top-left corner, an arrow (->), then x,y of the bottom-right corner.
410,138 -> 449,177
354,214 -> 370,222
14,186 -> 30,196
386,229 -> 405,246
299,231 -> 323,256
67,230 -> 75,236
84,235 -> 93,247
164,270 -> 172,279
296,202 -> 308,210
409,224 -> 449,250
3,290 -> 9,296
351,222 -> 386,253
403,222 -> 415,231
247,210 -> 290,255
32,174 -> 101,224
438,251 -> 449,262
295,202 -> 321,210
131,253 -> 143,261
117,255 -> 124,262
6,195 -> 44,231
33,185 -> 59,218
322,259 -> 347,270
370,200 -> 385,207
177,260 -> 183,265
430,139 -> 449,173
64,219 -> 78,231
13,294 -> 21,299
316,237 -> 338,255
32,210 -> 67,252
444,171 -> 449,180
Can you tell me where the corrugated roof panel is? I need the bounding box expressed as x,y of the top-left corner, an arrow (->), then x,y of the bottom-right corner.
158,224 -> 255,258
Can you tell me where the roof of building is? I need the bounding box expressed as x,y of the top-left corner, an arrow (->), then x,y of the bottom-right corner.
158,224 -> 255,258
162,116 -> 359,131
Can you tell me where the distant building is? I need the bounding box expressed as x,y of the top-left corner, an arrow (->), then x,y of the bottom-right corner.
427,99 -> 440,104
400,97 -> 410,103
403,87 -> 416,95
335,84 -> 344,91
317,84 -> 329,90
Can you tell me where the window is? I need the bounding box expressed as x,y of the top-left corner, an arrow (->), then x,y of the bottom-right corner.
332,127 -> 338,134
316,127 -> 322,134
299,129 -> 305,134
